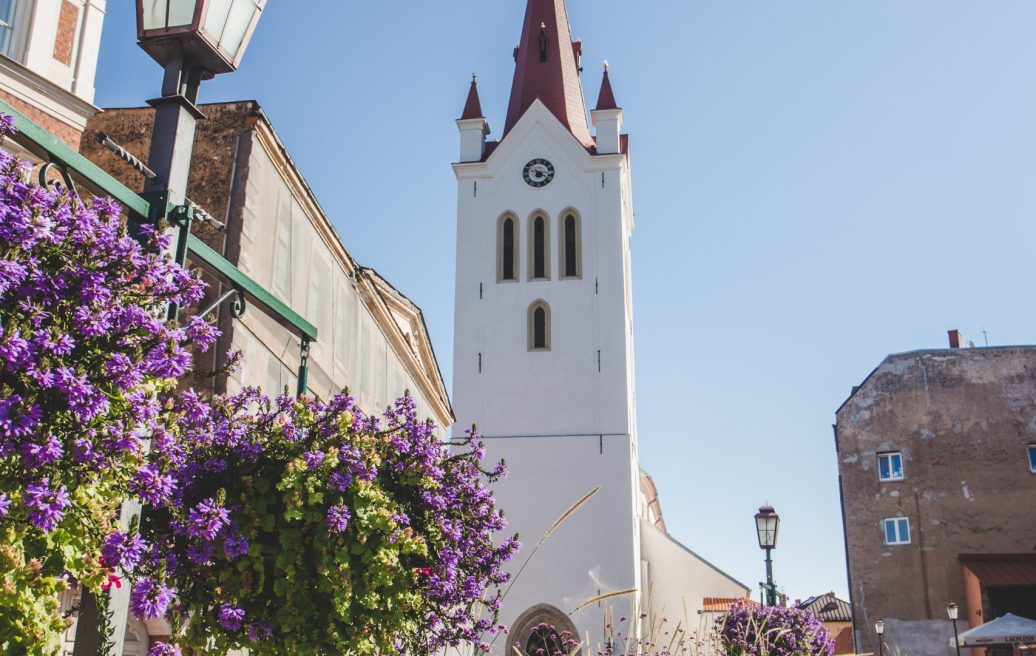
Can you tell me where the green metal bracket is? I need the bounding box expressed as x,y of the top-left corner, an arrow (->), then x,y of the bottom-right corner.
186,235 -> 317,342
0,99 -> 319,381
0,99 -> 151,219
297,337 -> 311,397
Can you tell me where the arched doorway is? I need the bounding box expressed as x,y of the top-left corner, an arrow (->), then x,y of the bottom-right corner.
507,604 -> 582,656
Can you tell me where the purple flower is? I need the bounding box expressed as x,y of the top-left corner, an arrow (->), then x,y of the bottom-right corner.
0,493 -> 10,519
328,471 -> 352,491
106,352 -> 142,390
185,315 -> 219,352
130,464 -> 176,507
223,534 -> 249,559
186,498 -> 229,541
19,434 -> 62,467
247,621 -> 273,643
0,258 -> 27,295
218,603 -> 245,631
102,531 -> 147,571
186,541 -> 213,565
147,642 -> 182,656
23,479 -> 69,533
302,450 -> 324,470
130,578 -> 174,620
327,504 -> 350,534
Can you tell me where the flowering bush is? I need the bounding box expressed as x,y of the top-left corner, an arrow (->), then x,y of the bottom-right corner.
0,118 -> 517,655
136,390 -> 518,655
717,600 -> 833,656
0,122 -> 210,655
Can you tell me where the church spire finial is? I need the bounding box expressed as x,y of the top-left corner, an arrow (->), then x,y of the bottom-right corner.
504,0 -> 594,148
595,62 -> 618,111
460,72 -> 484,120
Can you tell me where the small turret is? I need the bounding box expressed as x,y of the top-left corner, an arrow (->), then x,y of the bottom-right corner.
591,62 -> 623,155
457,74 -> 490,162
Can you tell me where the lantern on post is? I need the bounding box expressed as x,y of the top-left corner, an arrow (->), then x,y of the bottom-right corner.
135,0 -> 267,215
137,0 -> 266,76
754,505 -> 780,606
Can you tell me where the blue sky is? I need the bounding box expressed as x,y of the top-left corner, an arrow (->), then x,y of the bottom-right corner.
95,2 -> 1036,604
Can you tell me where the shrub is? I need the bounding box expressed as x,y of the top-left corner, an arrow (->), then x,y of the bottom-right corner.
0,120 -> 210,655
717,600 -> 833,656
137,389 -> 518,656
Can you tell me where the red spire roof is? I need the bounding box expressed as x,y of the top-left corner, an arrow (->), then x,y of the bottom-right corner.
460,74 -> 484,120
595,64 -> 618,111
504,0 -> 593,147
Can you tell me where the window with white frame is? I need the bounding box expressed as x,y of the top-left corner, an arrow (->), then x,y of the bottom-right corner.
0,0 -> 20,58
1028,445 -> 1036,474
883,517 -> 910,545
877,452 -> 904,482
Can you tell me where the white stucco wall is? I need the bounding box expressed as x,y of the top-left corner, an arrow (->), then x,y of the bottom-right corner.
484,433 -> 640,652
639,520 -> 751,645
0,0 -> 105,133
452,102 -> 642,654
452,101 -> 636,440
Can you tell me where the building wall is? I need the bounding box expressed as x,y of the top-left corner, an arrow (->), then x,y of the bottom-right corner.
639,520 -> 751,647
835,347 -> 1036,656
452,102 -> 643,654
452,102 -> 636,440
0,0 -> 106,147
226,126 -> 442,421
82,102 -> 452,430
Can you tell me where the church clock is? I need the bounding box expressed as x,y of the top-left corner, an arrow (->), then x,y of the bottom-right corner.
523,158 -> 555,188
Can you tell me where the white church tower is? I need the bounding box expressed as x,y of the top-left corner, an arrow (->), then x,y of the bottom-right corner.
452,2 -> 748,653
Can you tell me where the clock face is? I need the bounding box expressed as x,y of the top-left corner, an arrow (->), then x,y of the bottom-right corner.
523,158 -> 556,188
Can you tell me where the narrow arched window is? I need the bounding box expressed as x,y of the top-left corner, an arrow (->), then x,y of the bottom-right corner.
528,301 -> 551,351
564,214 -> 578,277
528,214 -> 550,281
533,217 -> 546,279
498,215 -> 518,282
559,211 -> 581,279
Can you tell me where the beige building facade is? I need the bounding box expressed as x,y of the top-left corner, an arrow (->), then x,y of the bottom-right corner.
82,101 -> 452,429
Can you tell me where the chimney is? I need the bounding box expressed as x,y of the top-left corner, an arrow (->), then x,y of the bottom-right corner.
948,329 -> 963,349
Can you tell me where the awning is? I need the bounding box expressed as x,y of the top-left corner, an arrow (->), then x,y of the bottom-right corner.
951,614 -> 1036,648
961,555 -> 1036,587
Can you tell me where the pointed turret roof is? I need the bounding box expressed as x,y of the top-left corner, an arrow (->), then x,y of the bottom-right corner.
460,74 -> 484,120
595,63 -> 618,111
504,0 -> 593,147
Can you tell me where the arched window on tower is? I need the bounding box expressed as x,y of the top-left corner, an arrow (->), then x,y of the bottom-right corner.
498,214 -> 518,282
529,213 -> 550,280
560,211 -> 581,278
528,301 -> 551,351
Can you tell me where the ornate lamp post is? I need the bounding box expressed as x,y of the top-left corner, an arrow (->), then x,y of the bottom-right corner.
135,0 -> 266,215
948,602 -> 961,656
69,5 -> 268,656
754,505 -> 780,606
874,620 -> 885,656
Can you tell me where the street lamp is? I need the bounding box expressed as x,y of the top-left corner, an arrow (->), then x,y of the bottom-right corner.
137,0 -> 266,76
948,602 -> 961,656
135,0 -> 267,213
874,620 -> 885,656
754,505 -> 780,606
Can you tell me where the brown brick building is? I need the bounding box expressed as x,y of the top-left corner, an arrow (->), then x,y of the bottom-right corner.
835,341 -> 1036,656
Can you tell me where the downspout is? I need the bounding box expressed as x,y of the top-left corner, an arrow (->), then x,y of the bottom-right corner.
834,423 -> 859,654
71,0 -> 90,96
